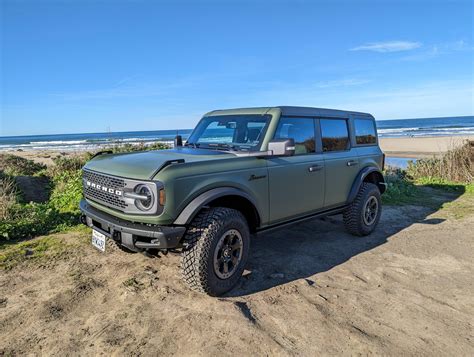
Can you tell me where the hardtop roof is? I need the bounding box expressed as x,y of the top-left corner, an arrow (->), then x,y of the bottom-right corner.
205,106 -> 374,119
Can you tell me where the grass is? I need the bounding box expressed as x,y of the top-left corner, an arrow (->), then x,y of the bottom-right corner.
383,140 -> 473,207
407,140 -> 473,183
0,154 -> 46,176
0,142 -> 170,242
0,228 -> 89,270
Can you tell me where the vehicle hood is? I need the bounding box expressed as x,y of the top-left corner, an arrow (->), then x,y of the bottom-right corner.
83,148 -> 236,180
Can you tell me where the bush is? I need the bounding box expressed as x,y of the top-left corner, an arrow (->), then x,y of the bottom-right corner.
1,142 -> 170,241
0,172 -> 18,220
407,140 -> 473,183
0,154 -> 46,176
382,168 -> 420,205
110,141 -> 170,153
0,203 -> 79,240
49,170 -> 83,213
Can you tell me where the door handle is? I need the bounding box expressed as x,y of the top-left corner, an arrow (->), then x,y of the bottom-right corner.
347,160 -> 358,167
308,164 -> 323,172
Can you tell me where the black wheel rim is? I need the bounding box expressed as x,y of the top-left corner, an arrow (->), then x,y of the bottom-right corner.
363,196 -> 379,226
213,229 -> 243,279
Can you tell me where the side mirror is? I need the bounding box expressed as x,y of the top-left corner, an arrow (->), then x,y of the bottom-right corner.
174,135 -> 183,147
268,138 -> 295,156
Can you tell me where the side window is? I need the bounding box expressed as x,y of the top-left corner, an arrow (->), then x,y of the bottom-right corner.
320,119 -> 350,152
274,117 -> 315,155
354,119 -> 377,145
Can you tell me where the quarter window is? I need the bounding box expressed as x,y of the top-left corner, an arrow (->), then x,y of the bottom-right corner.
320,119 -> 350,152
354,119 -> 377,145
274,117 -> 315,155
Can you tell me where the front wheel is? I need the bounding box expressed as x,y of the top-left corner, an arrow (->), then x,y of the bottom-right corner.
343,182 -> 382,236
181,207 -> 250,296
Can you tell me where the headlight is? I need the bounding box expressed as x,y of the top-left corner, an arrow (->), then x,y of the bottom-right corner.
134,184 -> 154,211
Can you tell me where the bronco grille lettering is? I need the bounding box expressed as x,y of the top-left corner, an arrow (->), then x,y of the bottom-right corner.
86,180 -> 123,196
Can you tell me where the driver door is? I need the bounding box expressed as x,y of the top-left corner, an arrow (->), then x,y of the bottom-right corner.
267,116 -> 325,224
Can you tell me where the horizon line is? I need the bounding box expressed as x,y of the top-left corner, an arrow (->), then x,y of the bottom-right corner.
1,114 -> 473,139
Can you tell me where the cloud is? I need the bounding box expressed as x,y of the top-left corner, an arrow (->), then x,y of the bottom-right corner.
350,41 -> 422,53
247,79 -> 474,120
401,40 -> 473,61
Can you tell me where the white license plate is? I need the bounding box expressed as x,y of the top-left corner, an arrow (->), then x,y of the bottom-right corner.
92,229 -> 106,252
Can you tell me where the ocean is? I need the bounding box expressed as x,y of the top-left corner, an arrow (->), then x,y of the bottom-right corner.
1,116 -> 473,152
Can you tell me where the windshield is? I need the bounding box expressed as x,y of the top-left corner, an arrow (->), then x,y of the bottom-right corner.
186,114 -> 271,151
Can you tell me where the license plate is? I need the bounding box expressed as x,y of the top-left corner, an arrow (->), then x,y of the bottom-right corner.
92,229 -> 106,252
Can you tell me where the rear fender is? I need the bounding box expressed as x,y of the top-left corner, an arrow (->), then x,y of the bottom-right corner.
347,167 -> 386,203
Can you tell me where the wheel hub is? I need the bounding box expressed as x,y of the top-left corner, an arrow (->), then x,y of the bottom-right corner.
363,196 -> 379,226
213,229 -> 243,279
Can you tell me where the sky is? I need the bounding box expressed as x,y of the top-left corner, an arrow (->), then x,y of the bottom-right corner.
1,0 -> 473,136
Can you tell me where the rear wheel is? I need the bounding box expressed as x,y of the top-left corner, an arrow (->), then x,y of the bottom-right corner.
343,182 -> 381,236
181,207 -> 250,296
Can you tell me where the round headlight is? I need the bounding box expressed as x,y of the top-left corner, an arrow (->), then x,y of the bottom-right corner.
134,184 -> 154,211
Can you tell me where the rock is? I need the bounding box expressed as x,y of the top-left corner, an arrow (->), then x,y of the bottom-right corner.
0,297 -> 7,308
25,248 -> 34,257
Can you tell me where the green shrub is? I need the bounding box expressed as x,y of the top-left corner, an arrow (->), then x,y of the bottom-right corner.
0,203 -> 79,240
382,169 -> 421,205
1,142 -> 171,242
407,140 -> 473,183
0,172 -> 18,220
49,170 -> 83,213
110,141 -> 169,153
0,154 -> 46,176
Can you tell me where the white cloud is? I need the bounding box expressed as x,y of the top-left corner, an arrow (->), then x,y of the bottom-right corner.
246,79 -> 474,120
401,40 -> 473,61
350,41 -> 422,53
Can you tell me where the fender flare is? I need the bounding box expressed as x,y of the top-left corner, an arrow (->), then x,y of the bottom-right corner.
173,187 -> 260,226
347,166 -> 386,204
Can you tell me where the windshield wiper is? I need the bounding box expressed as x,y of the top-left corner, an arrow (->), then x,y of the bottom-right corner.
206,143 -> 240,151
184,142 -> 201,148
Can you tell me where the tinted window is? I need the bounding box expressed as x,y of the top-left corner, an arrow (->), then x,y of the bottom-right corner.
354,119 -> 377,145
274,117 -> 315,155
320,119 -> 350,152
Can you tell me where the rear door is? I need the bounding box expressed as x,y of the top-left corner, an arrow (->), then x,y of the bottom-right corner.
319,118 -> 359,207
267,116 -> 325,223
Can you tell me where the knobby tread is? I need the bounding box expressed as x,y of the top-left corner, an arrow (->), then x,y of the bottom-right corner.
343,182 -> 381,237
181,207 -> 249,295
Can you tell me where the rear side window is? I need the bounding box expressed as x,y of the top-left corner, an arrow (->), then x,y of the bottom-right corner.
274,117 -> 315,155
354,119 -> 377,145
320,119 -> 350,152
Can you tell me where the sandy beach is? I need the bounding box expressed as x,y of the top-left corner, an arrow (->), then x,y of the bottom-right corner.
379,135 -> 474,158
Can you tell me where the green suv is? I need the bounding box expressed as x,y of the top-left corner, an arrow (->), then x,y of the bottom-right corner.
80,106 -> 386,295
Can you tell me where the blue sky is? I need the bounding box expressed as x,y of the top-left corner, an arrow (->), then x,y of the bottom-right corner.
1,0 -> 473,136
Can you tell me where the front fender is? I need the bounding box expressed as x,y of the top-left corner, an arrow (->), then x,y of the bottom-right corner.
173,187 -> 259,225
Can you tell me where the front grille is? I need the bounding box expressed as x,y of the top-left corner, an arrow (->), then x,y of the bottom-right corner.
83,170 -> 127,210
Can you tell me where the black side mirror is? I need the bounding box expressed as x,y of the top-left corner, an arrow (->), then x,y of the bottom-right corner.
174,135 -> 183,147
268,138 -> 295,156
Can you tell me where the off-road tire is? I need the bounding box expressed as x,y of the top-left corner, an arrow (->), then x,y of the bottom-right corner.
181,207 -> 250,296
343,182 -> 381,236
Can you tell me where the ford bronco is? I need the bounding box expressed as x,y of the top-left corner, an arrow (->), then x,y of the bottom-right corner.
80,106 -> 386,296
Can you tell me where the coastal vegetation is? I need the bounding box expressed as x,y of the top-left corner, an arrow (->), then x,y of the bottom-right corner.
0,140 -> 472,246
0,142 -> 169,242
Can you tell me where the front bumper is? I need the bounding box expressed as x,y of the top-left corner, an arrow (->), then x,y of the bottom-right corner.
79,199 -> 186,252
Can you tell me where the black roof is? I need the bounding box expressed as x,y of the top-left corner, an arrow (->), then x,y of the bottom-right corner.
277,106 -> 373,118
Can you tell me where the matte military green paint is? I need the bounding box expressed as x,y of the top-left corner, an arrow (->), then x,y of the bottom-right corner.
82,107 -> 384,227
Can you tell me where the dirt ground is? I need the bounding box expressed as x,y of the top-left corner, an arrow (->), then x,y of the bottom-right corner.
1,191 -> 473,356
